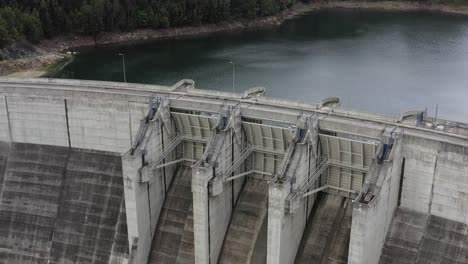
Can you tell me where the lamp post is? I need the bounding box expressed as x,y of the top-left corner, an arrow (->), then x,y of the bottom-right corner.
229,61 -> 235,94
118,53 -> 127,83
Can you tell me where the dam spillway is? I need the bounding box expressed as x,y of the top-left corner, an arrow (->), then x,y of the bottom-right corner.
0,142 -> 128,263
0,78 -> 467,264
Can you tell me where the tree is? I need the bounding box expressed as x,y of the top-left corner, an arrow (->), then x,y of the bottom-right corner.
136,9 -> 149,27
159,7 -> 170,28
260,0 -> 278,16
20,12 -> 43,43
79,3 -> 93,34
0,16 -> 9,47
0,7 -> 19,39
0,0 -> 293,46
231,0 -> 257,19
39,0 -> 54,37
147,8 -> 159,28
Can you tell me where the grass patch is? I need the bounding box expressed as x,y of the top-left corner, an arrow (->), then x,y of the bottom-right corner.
43,54 -> 73,77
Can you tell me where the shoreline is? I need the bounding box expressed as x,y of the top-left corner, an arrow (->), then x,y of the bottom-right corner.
0,52 -> 70,78
4,0 -> 468,77
38,1 -> 468,52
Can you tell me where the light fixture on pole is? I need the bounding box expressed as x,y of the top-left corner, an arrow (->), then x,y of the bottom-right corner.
118,53 -> 127,83
229,61 -> 235,94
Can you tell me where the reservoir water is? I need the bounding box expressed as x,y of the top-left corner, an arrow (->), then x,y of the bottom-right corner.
57,9 -> 468,122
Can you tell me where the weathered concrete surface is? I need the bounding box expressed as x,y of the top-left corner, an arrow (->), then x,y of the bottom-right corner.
251,216 -> 268,264
0,95 -> 10,142
431,143 -> 468,224
218,178 -> 269,264
327,201 -> 352,264
0,142 -> 8,194
0,82 -> 149,153
379,208 -> 427,264
267,121 -> 318,264
0,142 -> 128,264
1,78 -> 468,264
148,166 -> 194,263
348,136 -> 403,264
0,143 -> 68,263
6,96 -> 68,147
192,164 -> 212,264
2,78 -> 467,149
295,194 -> 351,264
401,136 -> 468,224
122,150 -> 149,264
50,148 -> 128,264
190,108 -> 246,264
380,207 -> 468,264
121,102 -> 180,264
400,136 -> 439,214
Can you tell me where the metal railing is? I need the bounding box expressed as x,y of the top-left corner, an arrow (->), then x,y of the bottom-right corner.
221,144 -> 253,180
287,156 -> 329,201
146,133 -> 183,166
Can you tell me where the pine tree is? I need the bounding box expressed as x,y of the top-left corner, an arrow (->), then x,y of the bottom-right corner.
20,12 -> 43,43
0,7 -> 19,39
0,16 -> 10,47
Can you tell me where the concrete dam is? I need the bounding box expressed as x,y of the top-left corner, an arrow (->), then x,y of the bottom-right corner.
0,78 -> 467,264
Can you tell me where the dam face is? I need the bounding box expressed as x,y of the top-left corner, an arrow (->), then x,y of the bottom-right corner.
0,143 -> 128,263
0,78 -> 467,264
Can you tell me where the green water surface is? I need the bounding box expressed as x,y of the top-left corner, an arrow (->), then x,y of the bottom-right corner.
57,9 -> 468,122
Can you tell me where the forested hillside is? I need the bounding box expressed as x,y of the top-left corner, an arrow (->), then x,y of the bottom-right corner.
0,0 -> 295,47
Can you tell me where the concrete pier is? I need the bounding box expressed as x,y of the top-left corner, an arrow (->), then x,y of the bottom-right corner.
0,78 -> 468,264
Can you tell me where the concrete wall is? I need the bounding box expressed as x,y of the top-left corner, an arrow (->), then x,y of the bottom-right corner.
122,152 -> 150,264
67,93 -> 147,152
401,136 -> 468,224
6,96 -> 68,146
192,165 -> 212,264
192,128 -> 246,264
208,181 -> 234,263
267,143 -> 315,264
348,139 -> 403,264
267,181 -> 290,264
431,143 -> 468,223
121,116 -> 179,264
208,134 -> 239,264
141,120 -> 177,235
400,135 -> 439,214
0,93 -> 148,153
0,95 -> 10,142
